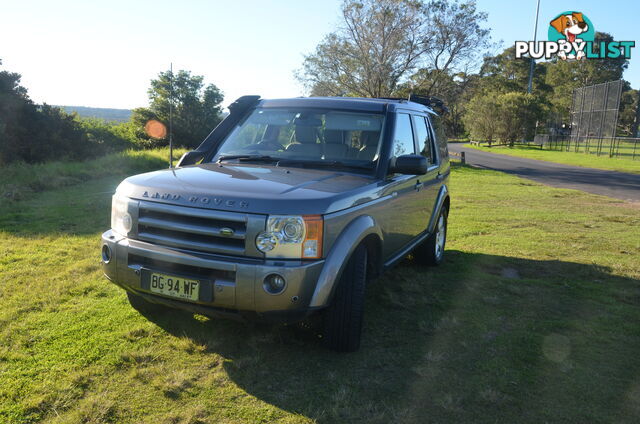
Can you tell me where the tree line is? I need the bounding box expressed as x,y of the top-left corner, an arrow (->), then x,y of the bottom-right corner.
0,61 -> 224,165
3,0 -> 639,166
297,0 -> 639,144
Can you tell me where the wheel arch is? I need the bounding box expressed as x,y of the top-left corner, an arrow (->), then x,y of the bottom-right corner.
361,233 -> 383,281
309,215 -> 382,308
428,184 -> 450,233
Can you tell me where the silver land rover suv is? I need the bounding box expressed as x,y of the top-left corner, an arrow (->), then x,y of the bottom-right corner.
101,95 -> 450,352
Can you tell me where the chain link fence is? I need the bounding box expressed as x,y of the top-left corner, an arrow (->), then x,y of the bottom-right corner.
541,134 -> 640,160
541,80 -> 639,160
571,80 -> 622,141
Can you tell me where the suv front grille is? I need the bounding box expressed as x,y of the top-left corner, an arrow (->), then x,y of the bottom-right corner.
135,200 -> 258,256
127,254 -> 236,281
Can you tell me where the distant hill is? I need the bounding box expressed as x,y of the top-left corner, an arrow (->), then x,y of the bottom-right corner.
59,106 -> 132,122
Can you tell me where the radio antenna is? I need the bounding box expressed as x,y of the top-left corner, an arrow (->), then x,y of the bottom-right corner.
169,62 -> 174,168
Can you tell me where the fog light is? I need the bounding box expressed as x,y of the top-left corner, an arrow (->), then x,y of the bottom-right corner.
102,244 -> 112,263
263,274 -> 286,294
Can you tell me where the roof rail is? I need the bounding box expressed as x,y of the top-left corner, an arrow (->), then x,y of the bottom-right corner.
376,96 -> 407,102
407,94 -> 449,114
371,94 -> 449,114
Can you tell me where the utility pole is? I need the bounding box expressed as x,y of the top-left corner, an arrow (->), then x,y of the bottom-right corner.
169,62 -> 174,168
527,0 -> 541,94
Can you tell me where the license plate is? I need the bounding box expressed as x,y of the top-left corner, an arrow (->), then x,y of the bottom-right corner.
149,272 -> 200,301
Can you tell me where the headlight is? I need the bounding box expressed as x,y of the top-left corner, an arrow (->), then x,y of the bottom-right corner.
111,194 -> 133,236
256,215 -> 323,259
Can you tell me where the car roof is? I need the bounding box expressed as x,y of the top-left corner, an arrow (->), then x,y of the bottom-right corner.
258,96 -> 436,114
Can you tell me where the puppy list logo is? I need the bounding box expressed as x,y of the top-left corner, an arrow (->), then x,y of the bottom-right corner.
515,11 -> 634,61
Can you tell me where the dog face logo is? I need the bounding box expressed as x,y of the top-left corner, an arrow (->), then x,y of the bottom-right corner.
548,11 -> 594,60
550,13 -> 588,43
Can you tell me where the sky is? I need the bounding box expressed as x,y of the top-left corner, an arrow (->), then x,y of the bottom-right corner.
1,0 -> 638,110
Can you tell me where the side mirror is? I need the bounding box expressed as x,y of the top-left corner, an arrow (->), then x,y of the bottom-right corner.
176,151 -> 205,167
390,154 -> 427,175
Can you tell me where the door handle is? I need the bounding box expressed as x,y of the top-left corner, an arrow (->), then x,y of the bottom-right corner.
415,181 -> 424,191
436,173 -> 443,181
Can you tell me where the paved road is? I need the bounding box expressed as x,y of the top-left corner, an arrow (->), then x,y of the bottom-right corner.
448,144 -> 640,202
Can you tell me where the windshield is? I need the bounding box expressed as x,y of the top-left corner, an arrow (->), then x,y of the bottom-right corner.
212,107 -> 385,171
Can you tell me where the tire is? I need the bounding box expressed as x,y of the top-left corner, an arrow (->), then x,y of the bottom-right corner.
127,291 -> 169,314
415,207 -> 448,266
323,244 -> 368,352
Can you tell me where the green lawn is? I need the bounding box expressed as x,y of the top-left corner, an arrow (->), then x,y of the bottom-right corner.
1,148 -> 185,201
465,143 -> 640,175
1,153 -> 639,423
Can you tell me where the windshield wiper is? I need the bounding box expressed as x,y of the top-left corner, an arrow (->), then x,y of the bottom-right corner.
277,159 -> 375,171
217,156 -> 374,171
217,154 -> 280,163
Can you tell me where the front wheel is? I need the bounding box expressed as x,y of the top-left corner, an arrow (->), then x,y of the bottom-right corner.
322,244 -> 368,352
415,207 -> 448,266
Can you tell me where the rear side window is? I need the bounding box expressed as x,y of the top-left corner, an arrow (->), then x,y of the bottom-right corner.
429,114 -> 449,160
391,113 -> 415,156
412,115 -> 436,165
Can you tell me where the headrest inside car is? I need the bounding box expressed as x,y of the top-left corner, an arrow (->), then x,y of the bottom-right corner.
294,126 -> 317,144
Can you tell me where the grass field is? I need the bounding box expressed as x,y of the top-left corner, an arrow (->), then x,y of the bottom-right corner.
1,148 -> 184,201
1,152 -> 639,423
465,144 -> 640,175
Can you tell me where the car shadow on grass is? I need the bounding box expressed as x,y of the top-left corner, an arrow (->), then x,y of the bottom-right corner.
135,250 -> 640,423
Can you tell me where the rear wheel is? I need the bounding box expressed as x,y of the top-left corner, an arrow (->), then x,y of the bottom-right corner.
323,244 -> 368,352
415,207 -> 447,266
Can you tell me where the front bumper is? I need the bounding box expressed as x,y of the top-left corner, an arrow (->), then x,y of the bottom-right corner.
101,230 -> 326,322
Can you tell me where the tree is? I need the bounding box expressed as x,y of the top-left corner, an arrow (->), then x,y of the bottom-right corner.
406,0 -> 491,96
494,92 -> 544,145
0,59 -> 127,165
477,46 -> 551,96
463,93 -> 500,144
297,0 -> 491,98
0,59 -> 30,164
132,70 -> 224,149
79,118 -> 134,153
463,92 -> 544,145
396,69 -> 480,137
544,32 -> 628,119
618,84 -> 639,137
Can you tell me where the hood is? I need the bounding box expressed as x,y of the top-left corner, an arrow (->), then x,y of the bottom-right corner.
116,163 -> 381,215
